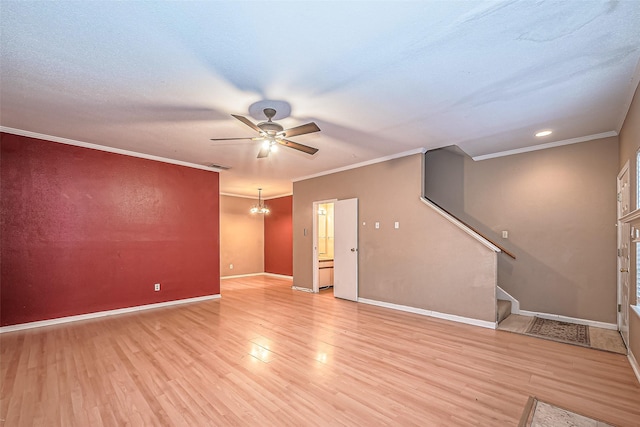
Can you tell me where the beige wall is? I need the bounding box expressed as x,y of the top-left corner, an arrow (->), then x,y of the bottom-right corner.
293,154 -> 497,323
425,137 -> 619,324
619,83 -> 640,360
220,195 -> 264,276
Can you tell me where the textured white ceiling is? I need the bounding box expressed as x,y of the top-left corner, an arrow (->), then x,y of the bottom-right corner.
2,1 -> 639,198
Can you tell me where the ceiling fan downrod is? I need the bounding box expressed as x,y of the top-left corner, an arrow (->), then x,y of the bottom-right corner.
258,108 -> 283,133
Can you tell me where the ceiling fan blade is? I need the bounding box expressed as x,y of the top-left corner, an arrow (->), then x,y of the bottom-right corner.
278,138 -> 319,155
280,122 -> 320,138
257,146 -> 270,158
210,137 -> 255,141
231,114 -> 262,133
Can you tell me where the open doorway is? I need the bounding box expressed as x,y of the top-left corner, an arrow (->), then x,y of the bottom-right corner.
312,198 -> 359,300
313,200 -> 336,293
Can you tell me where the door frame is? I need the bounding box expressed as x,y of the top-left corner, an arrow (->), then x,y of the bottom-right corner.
617,160 -> 630,346
312,199 -> 337,293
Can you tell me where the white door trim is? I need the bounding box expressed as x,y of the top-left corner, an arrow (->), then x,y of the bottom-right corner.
312,199 -> 337,293
617,160 -> 630,347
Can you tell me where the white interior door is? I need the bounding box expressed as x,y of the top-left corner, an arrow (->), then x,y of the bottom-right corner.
617,163 -> 630,347
334,198 -> 358,301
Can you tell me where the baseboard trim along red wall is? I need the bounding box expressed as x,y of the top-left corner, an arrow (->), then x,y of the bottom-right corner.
0,132 -> 220,326
0,294 -> 221,334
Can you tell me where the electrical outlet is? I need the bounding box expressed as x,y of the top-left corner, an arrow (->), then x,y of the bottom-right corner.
154,283 -> 160,291
229,264 -> 234,270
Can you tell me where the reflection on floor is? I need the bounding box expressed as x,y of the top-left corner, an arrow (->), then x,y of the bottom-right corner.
498,314 -> 627,355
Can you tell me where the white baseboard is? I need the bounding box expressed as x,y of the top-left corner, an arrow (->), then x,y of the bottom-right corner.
221,273 -> 264,279
629,350 -> 640,386
221,272 -> 293,280
358,298 -> 497,330
291,286 -> 315,293
519,310 -> 617,330
496,286 -> 520,314
263,273 -> 293,280
0,294 -> 221,334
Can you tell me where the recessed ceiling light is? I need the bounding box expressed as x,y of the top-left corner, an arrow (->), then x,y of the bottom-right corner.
535,130 -> 553,137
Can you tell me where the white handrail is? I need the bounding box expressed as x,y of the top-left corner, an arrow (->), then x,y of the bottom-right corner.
420,197 -> 501,253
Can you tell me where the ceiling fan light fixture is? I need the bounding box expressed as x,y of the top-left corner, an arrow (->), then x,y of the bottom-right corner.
212,108 -> 320,158
270,144 -> 278,153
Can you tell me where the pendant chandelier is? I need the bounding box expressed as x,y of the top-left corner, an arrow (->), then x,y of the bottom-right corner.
250,188 -> 270,214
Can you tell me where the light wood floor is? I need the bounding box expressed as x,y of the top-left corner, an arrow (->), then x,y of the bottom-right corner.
2,276 -> 639,426
498,313 -> 628,355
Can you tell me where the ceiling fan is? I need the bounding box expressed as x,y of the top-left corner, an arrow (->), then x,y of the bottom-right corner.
211,108 -> 320,158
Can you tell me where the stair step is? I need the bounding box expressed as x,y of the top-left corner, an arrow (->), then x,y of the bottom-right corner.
497,300 -> 512,323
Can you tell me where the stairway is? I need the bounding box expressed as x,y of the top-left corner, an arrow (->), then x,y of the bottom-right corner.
497,299 -> 512,324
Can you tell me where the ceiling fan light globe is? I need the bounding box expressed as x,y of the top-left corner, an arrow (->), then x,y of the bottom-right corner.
270,144 -> 278,153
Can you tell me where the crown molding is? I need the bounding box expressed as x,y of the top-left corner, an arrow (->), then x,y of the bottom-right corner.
0,127 -> 223,172
220,192 -> 259,199
292,148 -> 427,182
471,131 -> 618,161
220,191 -> 292,200
264,192 -> 293,200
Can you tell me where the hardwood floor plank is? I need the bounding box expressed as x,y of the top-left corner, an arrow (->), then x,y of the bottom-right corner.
2,275 -> 639,426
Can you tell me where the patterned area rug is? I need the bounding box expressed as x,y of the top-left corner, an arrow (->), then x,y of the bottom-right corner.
519,396 -> 613,427
525,317 -> 590,347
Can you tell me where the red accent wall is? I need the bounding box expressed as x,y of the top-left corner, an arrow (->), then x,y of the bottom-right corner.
0,133 -> 220,326
264,196 -> 293,276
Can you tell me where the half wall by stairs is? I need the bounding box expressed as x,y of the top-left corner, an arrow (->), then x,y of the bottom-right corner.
420,197 -> 516,328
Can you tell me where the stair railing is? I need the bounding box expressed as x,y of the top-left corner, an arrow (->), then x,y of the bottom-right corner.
420,197 -> 516,259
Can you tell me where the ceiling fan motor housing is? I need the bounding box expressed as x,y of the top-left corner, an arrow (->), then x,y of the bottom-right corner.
258,108 -> 284,134
257,121 -> 284,134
